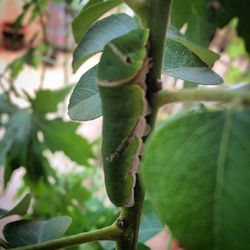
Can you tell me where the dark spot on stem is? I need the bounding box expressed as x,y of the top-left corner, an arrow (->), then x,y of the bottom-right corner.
126,56 -> 132,64
116,218 -> 126,229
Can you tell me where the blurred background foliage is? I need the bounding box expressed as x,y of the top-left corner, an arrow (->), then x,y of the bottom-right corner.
0,0 -> 249,249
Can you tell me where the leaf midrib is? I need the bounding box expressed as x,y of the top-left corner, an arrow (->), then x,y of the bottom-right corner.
213,109 -> 235,250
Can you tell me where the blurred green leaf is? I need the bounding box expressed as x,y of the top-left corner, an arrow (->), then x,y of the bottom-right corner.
100,240 -> 115,250
72,0 -> 122,43
137,243 -> 151,250
31,85 -> 73,115
68,66 -> 101,121
24,136 -> 55,184
13,2 -> 33,30
139,201 -> 163,242
170,0 -> 193,29
0,209 -> 8,216
35,118 -> 93,165
0,110 -> 33,167
0,194 -> 31,219
79,242 -> 105,250
0,95 -> 17,114
3,216 -> 72,247
8,58 -> 23,80
142,109 -> 250,250
73,13 -> 138,72
8,48 -> 43,80
225,66 -> 250,84
170,0 -> 216,47
215,0 -> 250,53
33,179 -> 90,219
84,0 -> 104,9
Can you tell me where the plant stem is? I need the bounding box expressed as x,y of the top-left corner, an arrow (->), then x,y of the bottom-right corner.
147,0 -> 172,93
153,89 -> 250,108
11,225 -> 123,250
116,1 -> 172,250
116,177 -> 145,250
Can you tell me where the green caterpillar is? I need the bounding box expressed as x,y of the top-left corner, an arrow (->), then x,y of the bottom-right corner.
97,28 -> 150,207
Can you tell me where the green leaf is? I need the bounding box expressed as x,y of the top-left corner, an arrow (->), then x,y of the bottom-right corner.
68,66 -> 101,121
170,0 -> 191,29
73,13 -> 138,72
137,243 -> 151,250
0,194 -> 31,219
25,136 -> 55,184
72,0 -> 122,43
84,0 -> 106,9
31,85 -> 73,115
8,48 -> 42,80
1,110 -> 33,186
184,8 -> 216,48
164,38 -> 223,85
8,57 -> 24,80
142,109 -> 250,250
0,110 -> 33,167
100,241 -> 115,250
167,25 -> 219,68
0,95 -> 17,114
139,201 -> 163,242
170,0 -> 216,47
81,242 -> 105,250
36,118 -> 93,165
3,216 -> 72,247
0,209 -> 8,216
215,0 -> 250,53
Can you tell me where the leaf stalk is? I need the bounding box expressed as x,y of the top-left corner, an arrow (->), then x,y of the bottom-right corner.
116,1 -> 172,250
10,225 -> 123,250
153,89 -> 250,108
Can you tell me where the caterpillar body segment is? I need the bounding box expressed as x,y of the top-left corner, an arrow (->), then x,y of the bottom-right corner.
98,28 -> 149,86
97,28 -> 150,207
